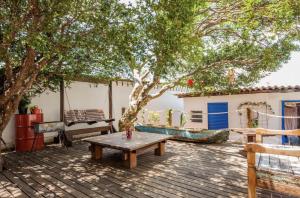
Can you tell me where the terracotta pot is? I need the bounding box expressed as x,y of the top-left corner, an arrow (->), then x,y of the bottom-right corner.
31,107 -> 42,114
33,108 -> 41,114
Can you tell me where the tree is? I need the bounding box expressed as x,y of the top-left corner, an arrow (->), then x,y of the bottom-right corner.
0,0 -> 127,170
99,0 -> 299,130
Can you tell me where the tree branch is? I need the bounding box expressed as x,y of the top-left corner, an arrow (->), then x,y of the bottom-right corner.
148,58 -> 260,100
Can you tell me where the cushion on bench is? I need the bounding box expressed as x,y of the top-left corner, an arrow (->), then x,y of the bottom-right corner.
64,109 -> 107,126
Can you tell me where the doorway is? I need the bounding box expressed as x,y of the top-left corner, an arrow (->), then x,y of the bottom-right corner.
281,100 -> 300,144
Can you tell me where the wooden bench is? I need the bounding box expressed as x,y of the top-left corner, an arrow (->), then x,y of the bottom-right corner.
63,109 -> 116,146
64,126 -> 113,147
245,129 -> 300,198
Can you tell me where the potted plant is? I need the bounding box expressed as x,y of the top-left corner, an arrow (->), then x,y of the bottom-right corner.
180,113 -> 187,128
18,96 -> 31,114
166,109 -> 173,127
148,111 -> 160,126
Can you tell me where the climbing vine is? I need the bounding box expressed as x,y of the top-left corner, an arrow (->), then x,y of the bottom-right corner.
237,101 -> 275,128
237,102 -> 275,115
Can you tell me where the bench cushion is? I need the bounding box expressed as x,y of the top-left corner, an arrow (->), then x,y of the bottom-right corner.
64,109 -> 106,126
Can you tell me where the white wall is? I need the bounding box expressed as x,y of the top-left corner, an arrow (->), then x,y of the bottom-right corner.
2,90 -> 60,148
111,82 -> 184,127
64,82 -> 109,132
2,81 -> 183,148
183,92 -> 300,144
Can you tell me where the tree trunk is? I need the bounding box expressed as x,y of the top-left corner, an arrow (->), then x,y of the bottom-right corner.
0,95 -> 24,171
0,51 -> 44,171
119,110 -> 138,131
118,80 -> 151,131
119,79 -> 174,131
119,105 -> 144,131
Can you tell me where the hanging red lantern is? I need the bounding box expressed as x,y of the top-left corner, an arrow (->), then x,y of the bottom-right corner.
187,79 -> 194,87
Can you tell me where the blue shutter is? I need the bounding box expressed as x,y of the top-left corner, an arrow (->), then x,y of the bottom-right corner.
208,102 -> 228,130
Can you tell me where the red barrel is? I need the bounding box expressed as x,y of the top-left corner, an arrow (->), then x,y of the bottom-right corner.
15,114 -> 44,152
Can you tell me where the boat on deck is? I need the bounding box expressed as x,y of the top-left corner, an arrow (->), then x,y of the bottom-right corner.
135,125 -> 229,143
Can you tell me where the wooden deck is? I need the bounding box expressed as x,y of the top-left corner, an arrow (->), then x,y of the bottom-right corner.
0,141 -> 297,198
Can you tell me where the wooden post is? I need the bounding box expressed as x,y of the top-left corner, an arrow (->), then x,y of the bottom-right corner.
247,151 -> 257,198
108,81 -> 113,123
155,141 -> 165,156
247,108 -> 252,128
60,79 -> 64,122
256,134 -> 262,143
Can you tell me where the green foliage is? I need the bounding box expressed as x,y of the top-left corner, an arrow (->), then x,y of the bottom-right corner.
180,113 -> 187,128
189,0 -> 300,92
89,0 -> 300,93
1,0 -> 299,97
166,109 -> 173,127
18,96 -> 31,114
0,0 -> 128,97
148,111 -> 160,125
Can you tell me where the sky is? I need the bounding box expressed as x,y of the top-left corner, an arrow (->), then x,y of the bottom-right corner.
257,52 -> 300,86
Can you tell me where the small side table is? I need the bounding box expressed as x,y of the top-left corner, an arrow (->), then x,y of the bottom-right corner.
32,121 -> 65,151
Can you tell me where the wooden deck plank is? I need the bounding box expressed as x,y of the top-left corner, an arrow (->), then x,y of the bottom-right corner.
2,141 -> 297,198
66,142 -> 295,198
4,153 -> 81,198
45,148 -> 204,197
45,144 -> 230,198
54,143 -> 268,198
25,150 -> 155,198
0,172 -> 29,198
20,155 -> 109,198
4,159 -> 57,198
30,147 -> 179,198
63,142 -> 290,197
9,154 -> 100,198
26,156 -> 137,198
4,154 -> 80,198
68,146 -> 244,197
1,170 -> 42,198
19,150 -> 157,197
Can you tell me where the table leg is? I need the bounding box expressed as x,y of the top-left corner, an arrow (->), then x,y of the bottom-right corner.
91,144 -> 103,160
155,141 -> 165,156
122,151 -> 128,161
124,151 -> 137,169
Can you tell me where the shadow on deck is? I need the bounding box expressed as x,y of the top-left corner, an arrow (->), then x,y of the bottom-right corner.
0,141 -> 297,198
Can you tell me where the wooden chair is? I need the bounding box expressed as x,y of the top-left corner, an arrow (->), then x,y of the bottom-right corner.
245,129 -> 300,198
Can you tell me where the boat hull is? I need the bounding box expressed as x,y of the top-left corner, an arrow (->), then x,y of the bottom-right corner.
135,125 -> 229,144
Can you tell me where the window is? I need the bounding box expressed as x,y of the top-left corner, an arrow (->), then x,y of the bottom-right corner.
190,110 -> 203,123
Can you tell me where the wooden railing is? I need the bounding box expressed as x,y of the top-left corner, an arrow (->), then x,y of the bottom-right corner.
245,128 -> 300,198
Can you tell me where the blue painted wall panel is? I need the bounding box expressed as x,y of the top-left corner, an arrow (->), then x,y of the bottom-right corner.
208,103 -> 228,130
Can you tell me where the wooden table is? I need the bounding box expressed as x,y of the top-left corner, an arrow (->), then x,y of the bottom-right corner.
84,132 -> 172,168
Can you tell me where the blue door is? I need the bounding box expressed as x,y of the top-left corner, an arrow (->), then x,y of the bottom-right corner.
208,102 -> 228,130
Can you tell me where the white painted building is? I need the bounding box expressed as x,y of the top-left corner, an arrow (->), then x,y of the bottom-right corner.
178,86 -> 300,144
3,81 -> 184,148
